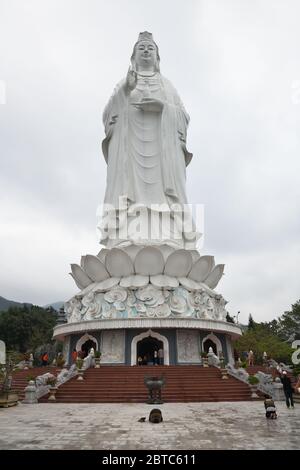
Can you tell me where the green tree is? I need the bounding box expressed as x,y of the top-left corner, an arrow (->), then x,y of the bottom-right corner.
235,323 -> 293,363
276,300 -> 300,342
0,305 -> 57,352
248,314 -> 256,329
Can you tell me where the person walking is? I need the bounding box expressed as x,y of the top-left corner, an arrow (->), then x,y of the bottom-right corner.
280,371 -> 294,408
41,352 -> 49,366
71,349 -> 78,363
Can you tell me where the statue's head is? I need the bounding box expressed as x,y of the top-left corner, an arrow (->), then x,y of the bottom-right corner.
131,31 -> 160,72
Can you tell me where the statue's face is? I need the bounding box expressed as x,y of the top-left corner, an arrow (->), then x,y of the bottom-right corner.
134,40 -> 157,69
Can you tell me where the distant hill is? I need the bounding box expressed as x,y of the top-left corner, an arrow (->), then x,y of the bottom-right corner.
43,301 -> 64,311
0,296 -> 32,312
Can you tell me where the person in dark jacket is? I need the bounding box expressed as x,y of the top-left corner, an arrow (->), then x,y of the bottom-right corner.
280,371 -> 294,408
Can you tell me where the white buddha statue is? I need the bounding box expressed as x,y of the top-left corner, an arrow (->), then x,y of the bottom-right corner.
99,31 -> 198,249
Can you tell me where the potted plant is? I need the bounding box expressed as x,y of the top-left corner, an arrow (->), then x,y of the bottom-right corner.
248,375 -> 259,398
0,359 -> 18,408
56,354 -> 65,369
46,376 -> 58,401
94,351 -> 101,368
26,375 -> 36,383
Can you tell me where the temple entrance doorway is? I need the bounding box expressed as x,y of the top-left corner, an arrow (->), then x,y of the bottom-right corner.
81,339 -> 96,358
203,339 -> 217,355
137,337 -> 163,365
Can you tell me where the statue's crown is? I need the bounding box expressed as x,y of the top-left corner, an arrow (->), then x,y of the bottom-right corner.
137,31 -> 154,43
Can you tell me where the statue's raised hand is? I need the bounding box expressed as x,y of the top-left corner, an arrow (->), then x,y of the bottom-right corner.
125,67 -> 137,93
131,97 -> 164,113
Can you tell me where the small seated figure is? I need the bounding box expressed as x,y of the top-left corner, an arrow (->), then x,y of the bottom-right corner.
264,395 -> 277,419
137,356 -> 143,366
149,408 -> 163,423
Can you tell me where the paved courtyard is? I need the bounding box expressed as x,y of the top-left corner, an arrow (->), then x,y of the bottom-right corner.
0,401 -> 299,450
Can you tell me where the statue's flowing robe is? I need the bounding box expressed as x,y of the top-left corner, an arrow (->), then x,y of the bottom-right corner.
100,73 -> 197,248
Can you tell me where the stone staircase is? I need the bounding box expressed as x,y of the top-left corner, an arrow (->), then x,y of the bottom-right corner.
41,366 -> 252,403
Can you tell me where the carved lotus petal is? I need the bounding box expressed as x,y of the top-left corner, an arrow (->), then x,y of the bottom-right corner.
204,264 -> 225,289
121,244 -> 143,262
105,248 -> 134,277
92,277 -> 121,292
120,275 -> 149,288
97,248 -> 109,264
83,255 -> 110,282
134,247 -> 164,275
190,250 -> 201,263
135,285 -> 165,306
70,264 -> 92,289
178,277 -> 202,291
159,244 -> 176,262
169,293 -> 187,314
77,282 -> 97,297
150,274 -> 179,289
188,256 -> 215,282
104,287 -> 127,303
164,249 -> 193,277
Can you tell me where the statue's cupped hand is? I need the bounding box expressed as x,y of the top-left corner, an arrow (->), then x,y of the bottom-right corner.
131,98 -> 164,113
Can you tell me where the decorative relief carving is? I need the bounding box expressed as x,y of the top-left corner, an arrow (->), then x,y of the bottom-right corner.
65,286 -> 228,324
101,330 -> 125,363
177,330 -> 201,363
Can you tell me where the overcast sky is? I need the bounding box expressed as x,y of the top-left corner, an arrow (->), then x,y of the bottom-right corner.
0,0 -> 299,324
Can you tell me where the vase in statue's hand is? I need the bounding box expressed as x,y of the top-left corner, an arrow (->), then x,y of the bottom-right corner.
131,97 -> 164,113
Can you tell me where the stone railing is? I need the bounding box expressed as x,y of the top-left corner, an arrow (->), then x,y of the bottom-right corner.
31,365 -> 78,400
265,358 -> 293,373
24,352 -> 101,402
226,364 -> 249,384
226,364 -> 285,400
34,372 -> 57,399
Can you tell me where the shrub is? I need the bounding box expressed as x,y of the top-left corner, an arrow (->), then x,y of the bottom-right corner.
248,375 -> 259,385
76,358 -> 84,369
26,375 -> 36,382
94,351 -> 101,359
56,355 -> 65,367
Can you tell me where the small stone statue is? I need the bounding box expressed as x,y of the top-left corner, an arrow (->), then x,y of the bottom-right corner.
149,408 -> 163,423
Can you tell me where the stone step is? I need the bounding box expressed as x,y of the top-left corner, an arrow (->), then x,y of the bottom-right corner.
40,365 -> 252,403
